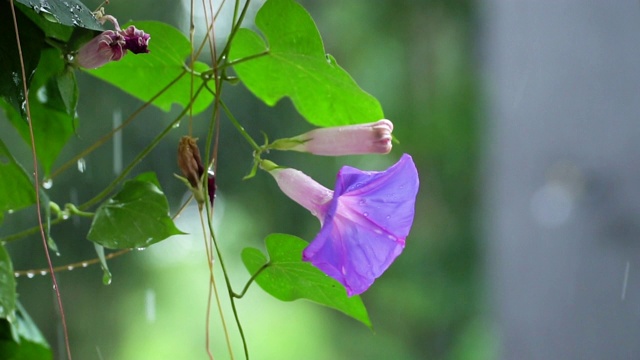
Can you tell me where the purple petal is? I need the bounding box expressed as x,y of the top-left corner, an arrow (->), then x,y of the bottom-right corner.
303,154 -> 419,296
120,25 -> 150,54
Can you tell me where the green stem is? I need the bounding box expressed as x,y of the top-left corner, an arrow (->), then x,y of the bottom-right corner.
217,0 -> 251,64
220,99 -> 261,152
1,217 -> 64,243
65,204 -> 94,218
234,263 -> 269,299
220,50 -> 269,70
49,70 -> 188,180
79,83 -> 207,211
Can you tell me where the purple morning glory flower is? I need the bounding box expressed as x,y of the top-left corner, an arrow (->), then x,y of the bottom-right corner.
266,154 -> 419,296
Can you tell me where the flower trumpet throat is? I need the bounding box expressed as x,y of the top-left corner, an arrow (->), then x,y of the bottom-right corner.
266,154 -> 419,296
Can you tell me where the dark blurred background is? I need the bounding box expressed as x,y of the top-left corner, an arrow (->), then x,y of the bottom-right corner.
7,0 -> 637,359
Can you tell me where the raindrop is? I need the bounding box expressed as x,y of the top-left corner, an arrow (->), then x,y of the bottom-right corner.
363,212 -> 369,217
67,265 -> 74,271
37,86 -> 48,103
171,122 -> 181,129
103,277 -> 112,285
14,273 -> 20,278
42,178 -> 53,189
113,109 -> 122,175
136,247 -> 146,251
53,284 -> 57,290
81,262 -> 89,268
62,213 -> 70,220
7,209 -> 14,214
77,158 -> 86,173
26,272 -> 35,279
40,270 -> 47,276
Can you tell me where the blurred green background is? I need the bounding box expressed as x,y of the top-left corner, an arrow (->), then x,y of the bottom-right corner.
0,0 -> 491,359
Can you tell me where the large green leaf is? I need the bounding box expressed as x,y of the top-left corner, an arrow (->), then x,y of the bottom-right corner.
1,48 -> 77,176
242,233 -> 371,327
87,173 -> 185,249
15,0 -> 103,32
229,0 -> 384,127
0,303 -> 51,360
0,139 -> 36,224
87,21 -> 214,115
14,0 -> 104,45
0,244 -> 16,319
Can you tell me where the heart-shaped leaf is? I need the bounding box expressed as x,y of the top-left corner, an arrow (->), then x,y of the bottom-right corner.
229,0 -> 383,127
87,172 -> 185,249
87,21 -> 214,115
242,233 -> 371,327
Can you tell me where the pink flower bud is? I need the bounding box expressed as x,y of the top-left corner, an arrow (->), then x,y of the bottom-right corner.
76,30 -> 126,69
76,25 -> 150,69
177,136 -> 204,189
289,119 -> 393,156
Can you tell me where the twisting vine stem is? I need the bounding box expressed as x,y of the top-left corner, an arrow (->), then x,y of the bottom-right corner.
8,1 -> 72,359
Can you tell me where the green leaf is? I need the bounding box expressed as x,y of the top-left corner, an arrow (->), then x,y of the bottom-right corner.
0,303 -> 52,360
229,0 -> 383,127
0,2 -> 45,114
15,0 -> 104,32
0,243 -> 16,319
86,21 -> 214,115
0,48 -> 78,176
87,173 -> 185,249
242,233 -> 371,327
0,139 -> 36,223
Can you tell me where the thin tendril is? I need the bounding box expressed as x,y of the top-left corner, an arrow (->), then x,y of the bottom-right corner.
199,1 -> 250,358
234,263 -> 269,299
9,1 -> 72,358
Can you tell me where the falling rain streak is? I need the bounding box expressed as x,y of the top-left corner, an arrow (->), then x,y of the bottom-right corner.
113,109 -> 123,175
77,158 -> 86,173
621,261 -> 630,301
